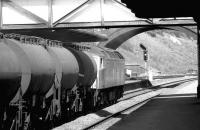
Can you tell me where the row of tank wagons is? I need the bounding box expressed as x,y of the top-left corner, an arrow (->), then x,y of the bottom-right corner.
0,34 -> 125,129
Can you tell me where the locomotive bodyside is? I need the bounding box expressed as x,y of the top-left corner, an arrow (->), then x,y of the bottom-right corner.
89,47 -> 125,90
97,53 -> 125,89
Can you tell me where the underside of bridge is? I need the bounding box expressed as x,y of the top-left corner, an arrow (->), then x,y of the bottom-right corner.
100,26 -> 197,49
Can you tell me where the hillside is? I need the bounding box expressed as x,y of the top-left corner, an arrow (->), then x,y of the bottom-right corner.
117,30 -> 197,74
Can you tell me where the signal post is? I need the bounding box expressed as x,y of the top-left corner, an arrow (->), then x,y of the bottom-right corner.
140,44 -> 149,80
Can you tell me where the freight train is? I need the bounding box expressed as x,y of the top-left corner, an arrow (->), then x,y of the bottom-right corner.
0,33 -> 125,130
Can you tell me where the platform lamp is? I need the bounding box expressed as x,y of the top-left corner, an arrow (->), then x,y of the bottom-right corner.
140,44 -> 149,79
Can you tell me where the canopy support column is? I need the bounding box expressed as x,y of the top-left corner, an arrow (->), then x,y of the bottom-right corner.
194,17 -> 200,98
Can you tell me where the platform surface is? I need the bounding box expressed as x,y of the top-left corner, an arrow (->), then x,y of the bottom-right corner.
108,80 -> 200,130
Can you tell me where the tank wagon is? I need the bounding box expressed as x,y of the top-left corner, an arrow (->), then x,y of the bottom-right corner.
0,33 -> 125,129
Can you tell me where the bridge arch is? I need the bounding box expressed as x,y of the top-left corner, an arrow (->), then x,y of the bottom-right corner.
100,26 -> 197,50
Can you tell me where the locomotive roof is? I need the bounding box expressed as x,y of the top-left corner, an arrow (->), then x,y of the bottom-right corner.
85,45 -> 124,59
66,43 -> 124,60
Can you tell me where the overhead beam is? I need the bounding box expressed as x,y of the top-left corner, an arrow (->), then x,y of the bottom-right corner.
2,21 -> 197,30
2,24 -> 49,29
4,0 -> 47,24
53,0 -> 93,27
54,20 -> 154,28
56,22 -> 196,29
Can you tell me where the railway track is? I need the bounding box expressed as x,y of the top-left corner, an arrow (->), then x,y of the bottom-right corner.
121,77 -> 197,101
83,77 -> 197,130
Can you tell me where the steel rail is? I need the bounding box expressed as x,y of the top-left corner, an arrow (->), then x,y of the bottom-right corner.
123,77 -> 197,98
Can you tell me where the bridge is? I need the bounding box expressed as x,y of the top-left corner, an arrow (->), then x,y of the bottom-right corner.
0,0 -> 197,43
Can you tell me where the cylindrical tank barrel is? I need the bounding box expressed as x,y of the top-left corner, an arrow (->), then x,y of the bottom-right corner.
6,39 -> 55,99
47,46 -> 79,90
0,39 -> 21,105
68,48 -> 97,87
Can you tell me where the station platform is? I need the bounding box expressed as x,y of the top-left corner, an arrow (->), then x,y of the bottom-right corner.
108,80 -> 200,130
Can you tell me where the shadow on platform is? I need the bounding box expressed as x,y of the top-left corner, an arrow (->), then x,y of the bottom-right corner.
108,95 -> 200,130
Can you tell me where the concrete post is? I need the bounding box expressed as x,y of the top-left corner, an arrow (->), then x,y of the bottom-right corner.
194,17 -> 200,98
